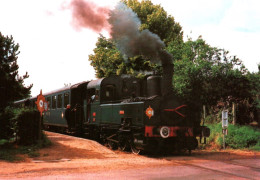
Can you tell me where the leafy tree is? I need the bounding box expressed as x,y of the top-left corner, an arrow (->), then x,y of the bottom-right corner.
171,36 -> 257,124
245,67 -> 260,124
89,35 -> 156,78
171,37 -> 250,105
122,0 -> 183,46
0,32 -> 32,111
89,35 -> 123,78
89,0 -> 183,78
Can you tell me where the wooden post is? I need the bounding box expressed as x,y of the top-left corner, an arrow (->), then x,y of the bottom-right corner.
203,105 -> 206,126
39,113 -> 42,141
35,89 -> 46,141
223,132 -> 226,149
232,103 -> 236,125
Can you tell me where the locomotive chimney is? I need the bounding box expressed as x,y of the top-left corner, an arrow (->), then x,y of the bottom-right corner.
162,63 -> 173,96
159,50 -> 174,96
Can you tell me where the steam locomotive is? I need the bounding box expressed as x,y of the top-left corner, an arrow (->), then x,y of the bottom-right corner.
15,63 -> 210,154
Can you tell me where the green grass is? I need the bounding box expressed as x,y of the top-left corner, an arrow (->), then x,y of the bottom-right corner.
0,147 -> 24,162
249,141 -> 260,151
0,133 -> 52,162
0,139 -> 8,146
205,123 -> 260,151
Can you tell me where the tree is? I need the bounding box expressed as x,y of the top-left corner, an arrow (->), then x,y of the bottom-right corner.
89,0 -> 183,78
172,37 -> 250,106
122,0 -> 183,46
89,35 -> 156,78
0,32 -> 32,111
89,35 -> 124,78
170,36 -> 259,124
246,67 -> 260,124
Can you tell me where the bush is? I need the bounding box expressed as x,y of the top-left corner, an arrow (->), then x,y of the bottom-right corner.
249,141 -> 260,151
206,123 -> 222,148
0,107 -> 15,139
207,123 -> 260,150
0,107 -> 52,161
0,139 -> 8,146
15,108 -> 41,145
0,107 -> 46,145
225,125 -> 260,149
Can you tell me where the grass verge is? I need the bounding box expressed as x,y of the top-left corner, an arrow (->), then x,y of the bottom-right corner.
202,123 -> 260,151
0,132 -> 52,162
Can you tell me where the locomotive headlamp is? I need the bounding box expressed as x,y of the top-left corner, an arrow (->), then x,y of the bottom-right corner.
160,126 -> 170,138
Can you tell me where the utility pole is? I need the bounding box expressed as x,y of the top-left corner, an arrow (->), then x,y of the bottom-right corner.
222,110 -> 228,149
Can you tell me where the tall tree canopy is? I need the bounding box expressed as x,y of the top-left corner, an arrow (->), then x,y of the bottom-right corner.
170,37 -> 250,107
122,0 -> 183,46
0,32 -> 32,111
170,36 -> 260,124
89,0 -> 183,78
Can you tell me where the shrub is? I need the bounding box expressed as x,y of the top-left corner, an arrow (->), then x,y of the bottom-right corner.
0,107 -> 52,161
225,125 -> 260,149
0,107 -> 15,139
15,108 -> 41,145
249,141 -> 260,151
206,123 -> 222,148
0,139 -> 8,146
206,123 -> 260,150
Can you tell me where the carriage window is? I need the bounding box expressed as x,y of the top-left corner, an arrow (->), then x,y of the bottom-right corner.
64,92 -> 70,108
52,95 -> 57,109
46,97 -> 51,109
57,94 -> 62,108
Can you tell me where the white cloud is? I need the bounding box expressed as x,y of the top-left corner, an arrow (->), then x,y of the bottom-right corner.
151,0 -> 260,72
220,0 -> 260,32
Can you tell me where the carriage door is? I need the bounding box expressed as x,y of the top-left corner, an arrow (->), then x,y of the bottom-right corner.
87,88 -> 96,123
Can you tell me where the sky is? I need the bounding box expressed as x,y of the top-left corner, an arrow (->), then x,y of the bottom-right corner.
0,0 -> 259,96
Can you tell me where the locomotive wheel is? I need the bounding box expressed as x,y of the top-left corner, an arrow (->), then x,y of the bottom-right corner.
118,140 -> 128,151
130,140 -> 141,155
131,144 -> 141,154
188,149 -> 192,155
108,140 -> 117,150
118,134 -> 130,151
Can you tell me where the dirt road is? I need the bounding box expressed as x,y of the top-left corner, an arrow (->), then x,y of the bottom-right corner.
0,131 -> 259,179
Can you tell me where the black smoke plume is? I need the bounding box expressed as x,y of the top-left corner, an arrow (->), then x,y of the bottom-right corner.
108,3 -> 172,65
68,1 -> 173,95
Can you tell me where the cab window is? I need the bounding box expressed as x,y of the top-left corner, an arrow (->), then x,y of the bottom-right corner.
104,85 -> 115,101
95,90 -> 100,101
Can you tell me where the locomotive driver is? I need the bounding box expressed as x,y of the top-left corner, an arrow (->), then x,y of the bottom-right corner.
65,104 -> 72,131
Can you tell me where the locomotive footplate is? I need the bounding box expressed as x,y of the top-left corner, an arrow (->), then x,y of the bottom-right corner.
145,126 -> 194,138
136,136 -> 199,152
